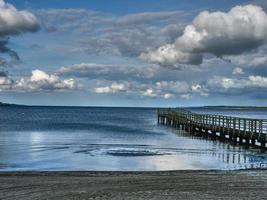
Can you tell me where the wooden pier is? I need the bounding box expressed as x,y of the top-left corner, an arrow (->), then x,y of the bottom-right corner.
158,108 -> 267,149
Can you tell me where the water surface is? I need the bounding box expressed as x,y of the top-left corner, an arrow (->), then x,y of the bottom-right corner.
0,106 -> 267,171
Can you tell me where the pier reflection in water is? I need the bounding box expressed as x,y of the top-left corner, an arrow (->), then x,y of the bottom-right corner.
172,128 -> 267,170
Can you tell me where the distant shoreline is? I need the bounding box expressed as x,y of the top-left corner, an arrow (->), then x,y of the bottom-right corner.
1,102 -> 267,110
189,106 -> 267,110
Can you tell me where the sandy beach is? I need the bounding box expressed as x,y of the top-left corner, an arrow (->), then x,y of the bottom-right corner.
0,170 -> 266,200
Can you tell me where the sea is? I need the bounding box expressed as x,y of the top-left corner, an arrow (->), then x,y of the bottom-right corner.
0,106 -> 267,171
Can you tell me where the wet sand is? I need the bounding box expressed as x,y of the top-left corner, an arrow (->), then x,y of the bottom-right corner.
0,170 -> 267,200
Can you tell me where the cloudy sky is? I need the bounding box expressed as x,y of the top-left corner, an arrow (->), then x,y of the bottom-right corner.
0,0 -> 267,107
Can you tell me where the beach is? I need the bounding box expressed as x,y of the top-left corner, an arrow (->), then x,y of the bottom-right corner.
0,107 -> 267,199
1,170 -> 267,200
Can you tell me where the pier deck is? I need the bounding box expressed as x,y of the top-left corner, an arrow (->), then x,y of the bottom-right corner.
158,108 -> 267,149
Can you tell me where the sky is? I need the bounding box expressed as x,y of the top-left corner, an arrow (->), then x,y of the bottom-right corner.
0,0 -> 267,107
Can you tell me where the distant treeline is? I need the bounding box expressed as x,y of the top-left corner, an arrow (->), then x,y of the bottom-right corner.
1,102 -> 267,110
0,102 -> 22,107
196,106 -> 267,110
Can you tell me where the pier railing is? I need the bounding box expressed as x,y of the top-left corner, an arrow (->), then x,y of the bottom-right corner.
158,108 -> 267,148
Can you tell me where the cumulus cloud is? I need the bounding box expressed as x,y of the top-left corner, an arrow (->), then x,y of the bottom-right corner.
252,0 -> 267,10
94,81 -> 191,99
142,88 -> 158,97
137,80 -> 192,98
95,82 -> 130,94
176,5 -> 267,55
191,84 -> 209,96
0,0 -> 39,66
93,80 -> 202,100
0,75 -> 13,90
207,75 -> 267,90
248,76 -> 267,87
15,70 -> 77,91
141,5 -> 267,67
250,56 -> 267,66
163,93 -> 175,99
232,67 -> 244,75
140,44 -> 202,68
0,0 -> 39,36
0,70 -> 78,91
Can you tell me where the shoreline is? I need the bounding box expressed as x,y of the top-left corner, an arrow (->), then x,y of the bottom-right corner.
1,170 -> 267,199
0,168 -> 266,174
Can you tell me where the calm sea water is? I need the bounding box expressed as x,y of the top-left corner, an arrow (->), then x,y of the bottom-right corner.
0,106 -> 267,171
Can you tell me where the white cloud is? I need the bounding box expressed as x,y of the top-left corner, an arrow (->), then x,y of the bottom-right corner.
0,76 -> 13,90
208,75 -> 267,90
142,88 -> 157,97
208,76 -> 245,89
0,70 -> 78,92
93,80 -> 194,99
141,81 -> 192,99
191,84 -> 201,92
140,44 -> 202,68
232,67 -> 244,75
163,93 -> 174,99
16,70 -> 77,91
141,5 -> 267,67
95,82 -> 130,94
176,5 -> 267,55
250,56 -> 267,66
191,84 -> 209,96
0,0 -> 39,37
249,75 -> 267,87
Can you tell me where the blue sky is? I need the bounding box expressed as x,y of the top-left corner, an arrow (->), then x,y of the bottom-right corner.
9,0 -> 253,12
0,0 -> 267,106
